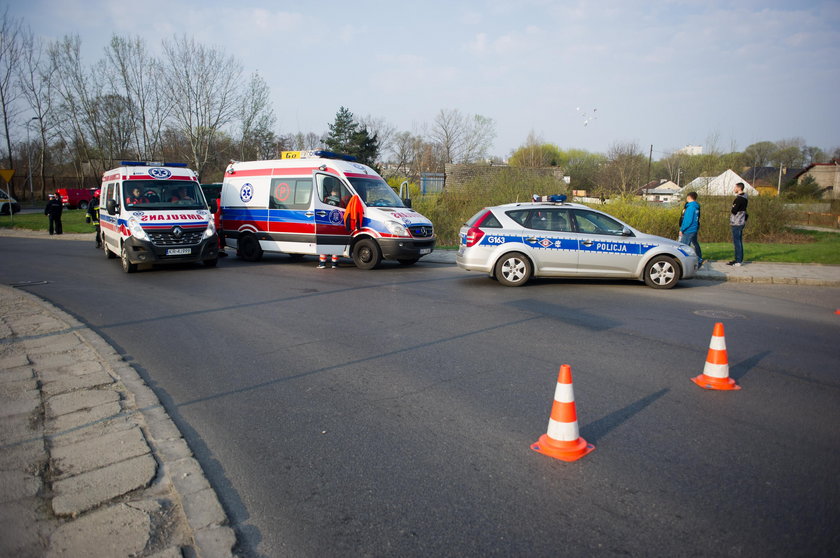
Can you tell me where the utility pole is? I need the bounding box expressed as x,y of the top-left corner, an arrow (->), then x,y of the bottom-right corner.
647,144 -> 653,189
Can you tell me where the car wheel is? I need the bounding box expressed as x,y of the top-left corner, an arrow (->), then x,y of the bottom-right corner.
353,238 -> 381,270
495,252 -> 532,287
121,245 -> 137,273
644,255 -> 680,289
0,203 -> 7,215
238,234 -> 263,262
79,200 -> 89,210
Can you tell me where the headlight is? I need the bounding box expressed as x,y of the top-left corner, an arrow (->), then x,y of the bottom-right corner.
679,244 -> 696,257
127,218 -> 149,241
203,220 -> 216,239
384,220 -> 409,237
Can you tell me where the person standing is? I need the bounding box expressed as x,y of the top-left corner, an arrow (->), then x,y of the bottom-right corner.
44,193 -> 63,235
728,182 -> 749,266
86,189 -> 101,248
679,191 -> 703,266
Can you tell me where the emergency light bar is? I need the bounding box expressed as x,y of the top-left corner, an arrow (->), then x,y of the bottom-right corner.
120,161 -> 188,167
532,194 -> 568,203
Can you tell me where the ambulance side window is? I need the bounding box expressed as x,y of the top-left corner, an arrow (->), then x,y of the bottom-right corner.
270,178 -> 312,210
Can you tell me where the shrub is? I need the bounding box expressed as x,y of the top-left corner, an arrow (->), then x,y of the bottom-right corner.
416,181 -> 792,246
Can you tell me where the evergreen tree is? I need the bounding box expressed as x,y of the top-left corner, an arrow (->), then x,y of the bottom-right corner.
324,106 -> 380,168
325,106 -> 356,153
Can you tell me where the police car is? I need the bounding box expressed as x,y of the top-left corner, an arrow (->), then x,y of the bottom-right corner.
456,196 -> 698,289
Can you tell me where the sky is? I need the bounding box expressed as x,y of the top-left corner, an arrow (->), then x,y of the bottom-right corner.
6,0 -> 840,160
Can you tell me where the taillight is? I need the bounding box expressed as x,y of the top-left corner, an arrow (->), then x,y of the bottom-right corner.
465,226 -> 485,247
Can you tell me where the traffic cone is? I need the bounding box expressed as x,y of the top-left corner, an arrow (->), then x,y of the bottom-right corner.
531,365 -> 595,462
691,322 -> 741,390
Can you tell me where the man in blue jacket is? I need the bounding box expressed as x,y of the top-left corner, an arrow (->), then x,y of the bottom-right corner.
679,191 -> 703,266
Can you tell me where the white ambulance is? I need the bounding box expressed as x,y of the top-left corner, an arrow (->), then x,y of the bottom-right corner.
99,161 -> 220,273
220,151 -> 436,269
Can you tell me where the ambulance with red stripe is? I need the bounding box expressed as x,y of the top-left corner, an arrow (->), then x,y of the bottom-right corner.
220,151 -> 435,269
99,161 -> 220,273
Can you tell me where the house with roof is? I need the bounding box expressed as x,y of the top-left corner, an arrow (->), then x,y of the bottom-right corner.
638,179 -> 681,203
793,162 -> 840,199
742,166 -> 804,191
683,169 -> 758,196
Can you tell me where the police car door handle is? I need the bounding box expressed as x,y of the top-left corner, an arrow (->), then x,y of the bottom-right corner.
526,237 -> 538,242
305,211 -> 315,217
582,240 -> 593,246
315,211 -> 327,217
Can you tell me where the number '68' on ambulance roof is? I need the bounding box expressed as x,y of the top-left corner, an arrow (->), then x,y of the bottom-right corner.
220,151 -> 436,269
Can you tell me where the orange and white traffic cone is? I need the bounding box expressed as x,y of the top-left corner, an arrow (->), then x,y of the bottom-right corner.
691,322 -> 741,390
531,364 -> 595,462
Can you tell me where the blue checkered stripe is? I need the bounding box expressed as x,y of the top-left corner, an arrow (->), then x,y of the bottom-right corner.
478,234 -> 657,255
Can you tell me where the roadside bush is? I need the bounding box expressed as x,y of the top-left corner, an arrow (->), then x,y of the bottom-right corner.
413,168 -> 567,246
415,180 -> 792,246
594,196 -> 790,242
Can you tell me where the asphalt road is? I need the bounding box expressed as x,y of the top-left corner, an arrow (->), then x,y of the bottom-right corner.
2,236 -> 839,557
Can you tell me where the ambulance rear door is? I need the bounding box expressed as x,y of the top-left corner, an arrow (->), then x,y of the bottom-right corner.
313,173 -> 352,256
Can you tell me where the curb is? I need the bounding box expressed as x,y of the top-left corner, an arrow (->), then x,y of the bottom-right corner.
1,285 -> 236,557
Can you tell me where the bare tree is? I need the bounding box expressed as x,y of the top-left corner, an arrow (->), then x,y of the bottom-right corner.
48,34 -> 110,178
17,25 -> 57,198
461,113 -> 496,163
161,35 -> 242,179
0,7 -> 23,175
429,108 -> 495,165
599,141 -> 646,195
358,114 -> 395,161
237,71 -> 275,160
104,35 -> 171,161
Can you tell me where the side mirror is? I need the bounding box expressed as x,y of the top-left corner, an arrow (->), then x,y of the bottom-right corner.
106,199 -> 118,216
621,226 -> 634,237
402,198 -> 412,208
210,199 -> 218,213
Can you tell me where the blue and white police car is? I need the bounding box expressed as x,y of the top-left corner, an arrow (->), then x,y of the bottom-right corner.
456,197 -> 698,289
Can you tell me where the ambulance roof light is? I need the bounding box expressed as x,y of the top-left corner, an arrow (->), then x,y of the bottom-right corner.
312,150 -> 357,162
119,161 -> 188,168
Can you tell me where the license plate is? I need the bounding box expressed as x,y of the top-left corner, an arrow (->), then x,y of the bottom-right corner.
166,248 -> 192,256
420,248 -> 431,254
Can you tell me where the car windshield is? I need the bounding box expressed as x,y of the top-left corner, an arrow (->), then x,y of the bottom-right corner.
123,181 -> 207,210
348,177 -> 405,208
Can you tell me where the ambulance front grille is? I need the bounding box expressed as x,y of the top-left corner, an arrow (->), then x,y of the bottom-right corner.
148,231 -> 204,246
409,225 -> 434,238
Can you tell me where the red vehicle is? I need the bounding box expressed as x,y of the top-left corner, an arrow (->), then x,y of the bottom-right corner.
56,188 -> 97,210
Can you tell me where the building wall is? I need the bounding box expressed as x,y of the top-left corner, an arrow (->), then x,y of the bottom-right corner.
801,164 -> 840,199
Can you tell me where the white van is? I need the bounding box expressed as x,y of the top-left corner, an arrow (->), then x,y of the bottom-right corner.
220,151 -> 436,269
99,161 -> 219,273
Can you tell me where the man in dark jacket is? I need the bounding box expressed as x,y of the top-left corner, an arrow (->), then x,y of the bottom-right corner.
86,189 -> 101,248
44,193 -> 63,235
728,182 -> 749,266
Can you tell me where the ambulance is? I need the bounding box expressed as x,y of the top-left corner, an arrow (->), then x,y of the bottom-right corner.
99,161 -> 219,273
220,151 -> 436,269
